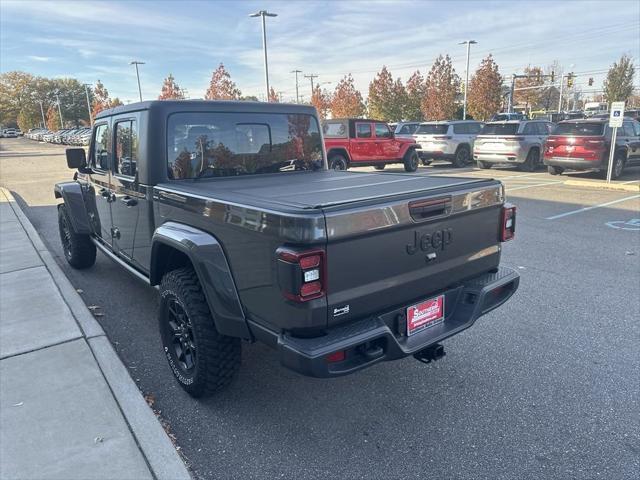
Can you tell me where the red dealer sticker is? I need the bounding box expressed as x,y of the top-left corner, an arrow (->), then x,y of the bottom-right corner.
407,295 -> 445,336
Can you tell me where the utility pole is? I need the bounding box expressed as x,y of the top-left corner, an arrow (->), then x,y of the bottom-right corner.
55,93 -> 64,127
38,100 -> 46,128
557,72 -> 564,113
250,10 -> 278,101
130,61 -> 145,101
83,83 -> 93,124
304,73 -> 318,94
291,69 -> 302,103
459,40 -> 477,120
508,74 -> 516,113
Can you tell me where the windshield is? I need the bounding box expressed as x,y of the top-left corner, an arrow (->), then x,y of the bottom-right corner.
167,112 -> 324,179
481,123 -> 519,135
553,122 -> 604,136
416,124 -> 448,135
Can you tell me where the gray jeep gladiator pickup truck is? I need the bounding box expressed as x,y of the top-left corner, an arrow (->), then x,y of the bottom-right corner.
56,100 -> 519,397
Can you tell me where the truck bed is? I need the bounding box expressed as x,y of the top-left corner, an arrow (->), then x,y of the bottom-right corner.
156,170 -> 494,212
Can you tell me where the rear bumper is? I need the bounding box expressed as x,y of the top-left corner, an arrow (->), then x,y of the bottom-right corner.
474,151 -> 526,164
251,266 -> 519,378
543,156 -> 603,170
417,150 -> 455,161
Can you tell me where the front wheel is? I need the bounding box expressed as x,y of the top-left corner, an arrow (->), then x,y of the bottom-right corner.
520,149 -> 540,172
547,166 -> 564,176
477,160 -> 491,169
373,164 -> 385,170
328,155 -> 348,171
159,267 -> 241,397
57,204 -> 96,269
611,154 -> 625,180
403,150 -> 419,172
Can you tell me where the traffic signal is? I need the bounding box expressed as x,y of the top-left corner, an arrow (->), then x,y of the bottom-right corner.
588,77 -> 594,86
550,71 -> 555,83
567,73 -> 574,88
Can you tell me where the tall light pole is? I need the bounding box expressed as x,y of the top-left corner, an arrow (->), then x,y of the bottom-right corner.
83,83 -> 93,124
37,100 -> 46,128
304,73 -> 318,94
459,40 -> 477,120
291,69 -> 302,103
130,61 -> 145,101
54,92 -> 64,128
249,10 -> 277,101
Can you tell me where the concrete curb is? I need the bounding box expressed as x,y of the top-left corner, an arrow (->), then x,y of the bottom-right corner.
563,179 -> 640,192
1,187 -> 191,480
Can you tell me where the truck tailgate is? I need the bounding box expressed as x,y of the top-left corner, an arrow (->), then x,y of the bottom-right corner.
322,180 -> 504,326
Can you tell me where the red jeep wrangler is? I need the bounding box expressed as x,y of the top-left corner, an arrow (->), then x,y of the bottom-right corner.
323,118 -> 420,171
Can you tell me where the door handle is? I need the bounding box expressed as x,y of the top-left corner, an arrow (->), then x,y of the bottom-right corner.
121,196 -> 138,207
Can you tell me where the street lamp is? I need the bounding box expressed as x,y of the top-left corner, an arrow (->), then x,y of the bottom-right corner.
249,10 -> 277,101
37,100 -> 46,128
291,69 -> 302,103
130,61 -> 145,102
83,83 -> 93,124
459,40 -> 477,120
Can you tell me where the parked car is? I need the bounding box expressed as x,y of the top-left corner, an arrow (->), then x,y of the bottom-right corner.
394,122 -> 421,137
323,118 -> 419,171
491,112 -> 527,121
473,120 -> 554,171
15,129 -> 23,136
543,118 -> 640,179
412,120 -> 483,167
2,128 -> 18,138
625,109 -> 640,121
56,100 -> 519,397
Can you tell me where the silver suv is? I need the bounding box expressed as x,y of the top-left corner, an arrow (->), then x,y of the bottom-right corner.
473,120 -> 554,171
394,122 -> 421,137
412,120 -> 483,167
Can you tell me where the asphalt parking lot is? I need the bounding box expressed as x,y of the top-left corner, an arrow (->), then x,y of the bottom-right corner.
1,137 -> 639,479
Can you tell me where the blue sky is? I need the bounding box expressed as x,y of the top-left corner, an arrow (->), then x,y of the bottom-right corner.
1,0 -> 638,102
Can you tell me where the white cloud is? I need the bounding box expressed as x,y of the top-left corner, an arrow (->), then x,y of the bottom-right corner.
27,55 -> 51,62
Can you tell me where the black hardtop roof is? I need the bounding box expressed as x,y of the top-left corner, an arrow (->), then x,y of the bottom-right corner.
325,118 -> 386,124
95,100 -> 318,120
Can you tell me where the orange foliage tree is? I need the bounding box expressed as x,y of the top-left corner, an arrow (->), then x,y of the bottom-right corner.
422,55 -> 460,120
205,63 -> 241,100
158,73 -> 185,100
404,70 -> 425,120
467,55 -> 503,121
310,85 -> 331,119
330,74 -> 365,118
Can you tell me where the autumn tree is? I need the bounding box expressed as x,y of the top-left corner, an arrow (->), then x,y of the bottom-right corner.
268,87 -> 280,103
205,63 -> 241,100
310,85 -> 331,119
513,66 -> 545,111
92,80 -> 111,118
467,55 -> 503,121
404,70 -> 425,121
603,55 -> 635,103
46,104 -> 60,130
367,66 -> 407,121
422,55 -> 460,120
158,74 -> 185,100
330,74 -> 365,118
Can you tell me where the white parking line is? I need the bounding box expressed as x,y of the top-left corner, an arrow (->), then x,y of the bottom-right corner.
507,181 -> 565,191
546,194 -> 640,220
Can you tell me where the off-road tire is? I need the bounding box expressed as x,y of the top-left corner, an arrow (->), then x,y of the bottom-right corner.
520,148 -> 539,172
603,153 -> 625,180
159,267 -> 240,397
477,160 -> 491,169
452,145 -> 471,168
57,204 -> 96,269
373,164 -> 385,170
328,154 -> 348,170
403,150 -> 419,172
547,166 -> 564,176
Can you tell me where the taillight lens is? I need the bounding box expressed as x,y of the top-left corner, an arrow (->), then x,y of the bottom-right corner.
276,248 -> 326,302
500,203 -> 516,242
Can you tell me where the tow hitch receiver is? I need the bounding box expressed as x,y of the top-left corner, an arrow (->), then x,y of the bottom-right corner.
413,344 -> 446,364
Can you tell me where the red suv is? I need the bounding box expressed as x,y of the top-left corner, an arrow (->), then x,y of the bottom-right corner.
543,118 -> 640,179
323,118 -> 419,171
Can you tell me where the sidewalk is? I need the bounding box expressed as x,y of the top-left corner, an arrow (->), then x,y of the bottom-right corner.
0,188 -> 190,480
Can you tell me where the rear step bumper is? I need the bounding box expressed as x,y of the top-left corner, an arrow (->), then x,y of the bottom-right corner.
253,266 -> 520,378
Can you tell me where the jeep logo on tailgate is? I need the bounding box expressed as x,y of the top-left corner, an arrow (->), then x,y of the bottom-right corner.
406,228 -> 453,255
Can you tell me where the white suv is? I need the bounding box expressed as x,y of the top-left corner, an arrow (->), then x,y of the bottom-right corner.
412,120 -> 483,167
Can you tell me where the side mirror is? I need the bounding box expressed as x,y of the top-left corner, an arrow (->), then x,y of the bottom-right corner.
66,148 -> 86,169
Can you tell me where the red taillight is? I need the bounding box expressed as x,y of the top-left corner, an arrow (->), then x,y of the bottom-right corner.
326,350 -> 345,363
277,248 -> 326,302
500,204 -> 516,242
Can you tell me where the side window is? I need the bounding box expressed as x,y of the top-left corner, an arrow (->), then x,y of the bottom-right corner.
470,123 -> 483,134
114,120 -> 139,177
453,124 -> 468,134
522,123 -> 536,135
375,123 -> 391,138
632,121 -> 640,136
92,124 -> 110,170
621,122 -> 635,137
356,123 -> 372,138
398,124 -> 412,135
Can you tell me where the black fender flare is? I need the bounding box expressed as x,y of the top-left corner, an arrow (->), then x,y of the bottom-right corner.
327,148 -> 351,164
150,222 -> 250,340
403,145 -> 419,161
54,182 -> 91,234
